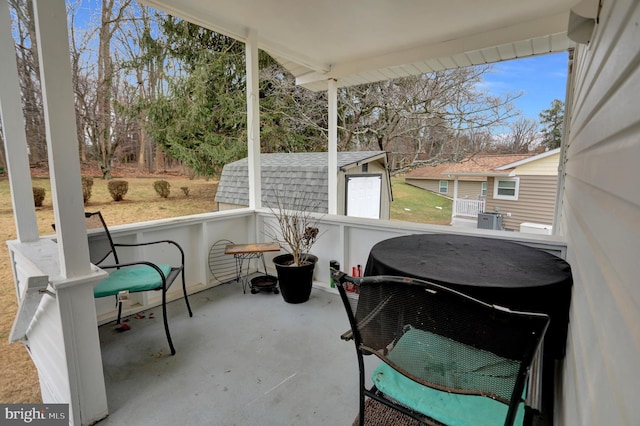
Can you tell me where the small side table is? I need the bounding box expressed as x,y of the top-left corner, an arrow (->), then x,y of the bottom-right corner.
224,242 -> 281,294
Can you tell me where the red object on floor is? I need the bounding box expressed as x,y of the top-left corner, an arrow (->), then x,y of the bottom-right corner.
116,323 -> 131,332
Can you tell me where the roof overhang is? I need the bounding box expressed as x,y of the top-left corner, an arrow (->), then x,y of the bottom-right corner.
494,148 -> 561,170
141,0 -> 591,92
339,152 -> 388,171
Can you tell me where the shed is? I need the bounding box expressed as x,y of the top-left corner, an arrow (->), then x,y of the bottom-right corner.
215,151 -> 391,219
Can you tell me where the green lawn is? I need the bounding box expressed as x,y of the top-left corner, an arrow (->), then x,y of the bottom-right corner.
390,177 -> 452,225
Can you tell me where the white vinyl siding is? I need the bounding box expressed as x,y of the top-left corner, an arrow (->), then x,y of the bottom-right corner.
558,1 -> 640,425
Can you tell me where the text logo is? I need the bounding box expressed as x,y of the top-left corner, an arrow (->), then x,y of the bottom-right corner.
1,404 -> 68,425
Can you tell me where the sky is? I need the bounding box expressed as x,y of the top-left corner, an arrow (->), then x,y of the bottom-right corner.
481,52 -> 569,121
68,0 -> 569,127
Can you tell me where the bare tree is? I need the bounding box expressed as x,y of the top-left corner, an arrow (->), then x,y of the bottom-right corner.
258,62 -> 328,153
116,5 -> 169,172
336,67 -> 519,168
9,0 -> 46,163
498,117 -> 540,153
90,0 -> 132,179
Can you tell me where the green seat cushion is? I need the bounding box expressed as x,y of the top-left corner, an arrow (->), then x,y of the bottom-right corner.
371,328 -> 525,426
94,263 -> 173,298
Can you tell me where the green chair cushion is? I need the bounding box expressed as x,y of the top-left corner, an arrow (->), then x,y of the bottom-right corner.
371,328 -> 525,426
94,263 -> 173,298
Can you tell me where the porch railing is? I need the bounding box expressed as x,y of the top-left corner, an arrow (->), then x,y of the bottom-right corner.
21,208 -> 564,325
454,198 -> 485,217
9,208 -> 568,424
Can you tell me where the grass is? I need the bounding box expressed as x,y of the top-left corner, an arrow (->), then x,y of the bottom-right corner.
390,177 -> 452,225
0,173 -> 449,403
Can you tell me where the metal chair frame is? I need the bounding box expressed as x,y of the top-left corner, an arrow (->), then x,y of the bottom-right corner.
86,211 -> 193,355
331,269 -> 550,426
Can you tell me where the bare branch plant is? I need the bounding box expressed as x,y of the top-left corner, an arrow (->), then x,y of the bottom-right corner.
266,188 -> 322,266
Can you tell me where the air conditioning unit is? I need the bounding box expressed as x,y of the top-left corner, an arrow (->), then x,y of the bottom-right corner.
477,212 -> 503,230
519,222 -> 553,235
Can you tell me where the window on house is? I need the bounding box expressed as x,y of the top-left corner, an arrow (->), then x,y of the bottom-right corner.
362,163 -> 368,172
481,182 -> 487,197
439,180 -> 448,194
494,178 -> 519,200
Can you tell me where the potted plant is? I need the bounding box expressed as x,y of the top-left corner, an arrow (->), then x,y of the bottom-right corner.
267,189 -> 321,303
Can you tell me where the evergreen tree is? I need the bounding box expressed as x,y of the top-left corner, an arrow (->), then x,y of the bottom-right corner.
145,17 -> 323,177
144,18 -> 246,176
539,99 -> 564,150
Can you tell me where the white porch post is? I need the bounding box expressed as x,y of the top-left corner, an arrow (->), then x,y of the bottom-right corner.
34,0 -> 90,277
246,30 -> 261,210
451,176 -> 459,223
0,2 -> 39,242
32,1 -> 108,424
328,79 -> 338,215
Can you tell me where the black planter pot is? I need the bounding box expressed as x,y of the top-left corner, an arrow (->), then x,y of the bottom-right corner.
273,253 -> 318,304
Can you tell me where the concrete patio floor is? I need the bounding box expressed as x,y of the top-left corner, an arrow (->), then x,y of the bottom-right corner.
95,279 -> 372,425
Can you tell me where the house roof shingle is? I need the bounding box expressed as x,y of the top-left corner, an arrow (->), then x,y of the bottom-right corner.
405,153 -> 535,181
405,163 -> 485,181
443,154 -> 533,175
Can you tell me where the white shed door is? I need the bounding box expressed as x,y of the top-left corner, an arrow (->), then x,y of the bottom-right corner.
346,175 -> 381,219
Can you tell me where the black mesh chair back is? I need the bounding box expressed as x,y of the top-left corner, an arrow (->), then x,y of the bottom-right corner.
85,211 -> 121,265
85,211 -> 193,355
332,270 -> 549,426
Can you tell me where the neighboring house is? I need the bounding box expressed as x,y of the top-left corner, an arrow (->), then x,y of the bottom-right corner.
215,151 -> 392,219
405,163 -> 488,199
406,150 -> 560,232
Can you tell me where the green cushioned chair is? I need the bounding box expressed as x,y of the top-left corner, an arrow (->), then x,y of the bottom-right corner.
86,211 -> 193,355
331,270 -> 549,426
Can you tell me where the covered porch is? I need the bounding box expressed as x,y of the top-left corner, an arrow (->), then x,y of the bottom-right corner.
3,0 -> 639,426
64,210 -> 570,425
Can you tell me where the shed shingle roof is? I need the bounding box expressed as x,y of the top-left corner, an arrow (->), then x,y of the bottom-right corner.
215,151 -> 387,212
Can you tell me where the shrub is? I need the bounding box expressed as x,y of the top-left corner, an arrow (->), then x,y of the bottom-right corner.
153,180 -> 170,198
180,186 -> 190,196
81,176 -> 94,204
33,187 -> 45,207
108,180 -> 128,202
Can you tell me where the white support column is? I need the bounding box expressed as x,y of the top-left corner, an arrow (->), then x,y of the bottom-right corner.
0,2 -> 39,242
328,79 -> 338,215
451,176 -> 459,223
22,4 -> 110,424
33,0 -> 90,278
246,30 -> 261,210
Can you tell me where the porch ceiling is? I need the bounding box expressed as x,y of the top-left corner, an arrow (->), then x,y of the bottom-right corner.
142,0 -> 583,91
